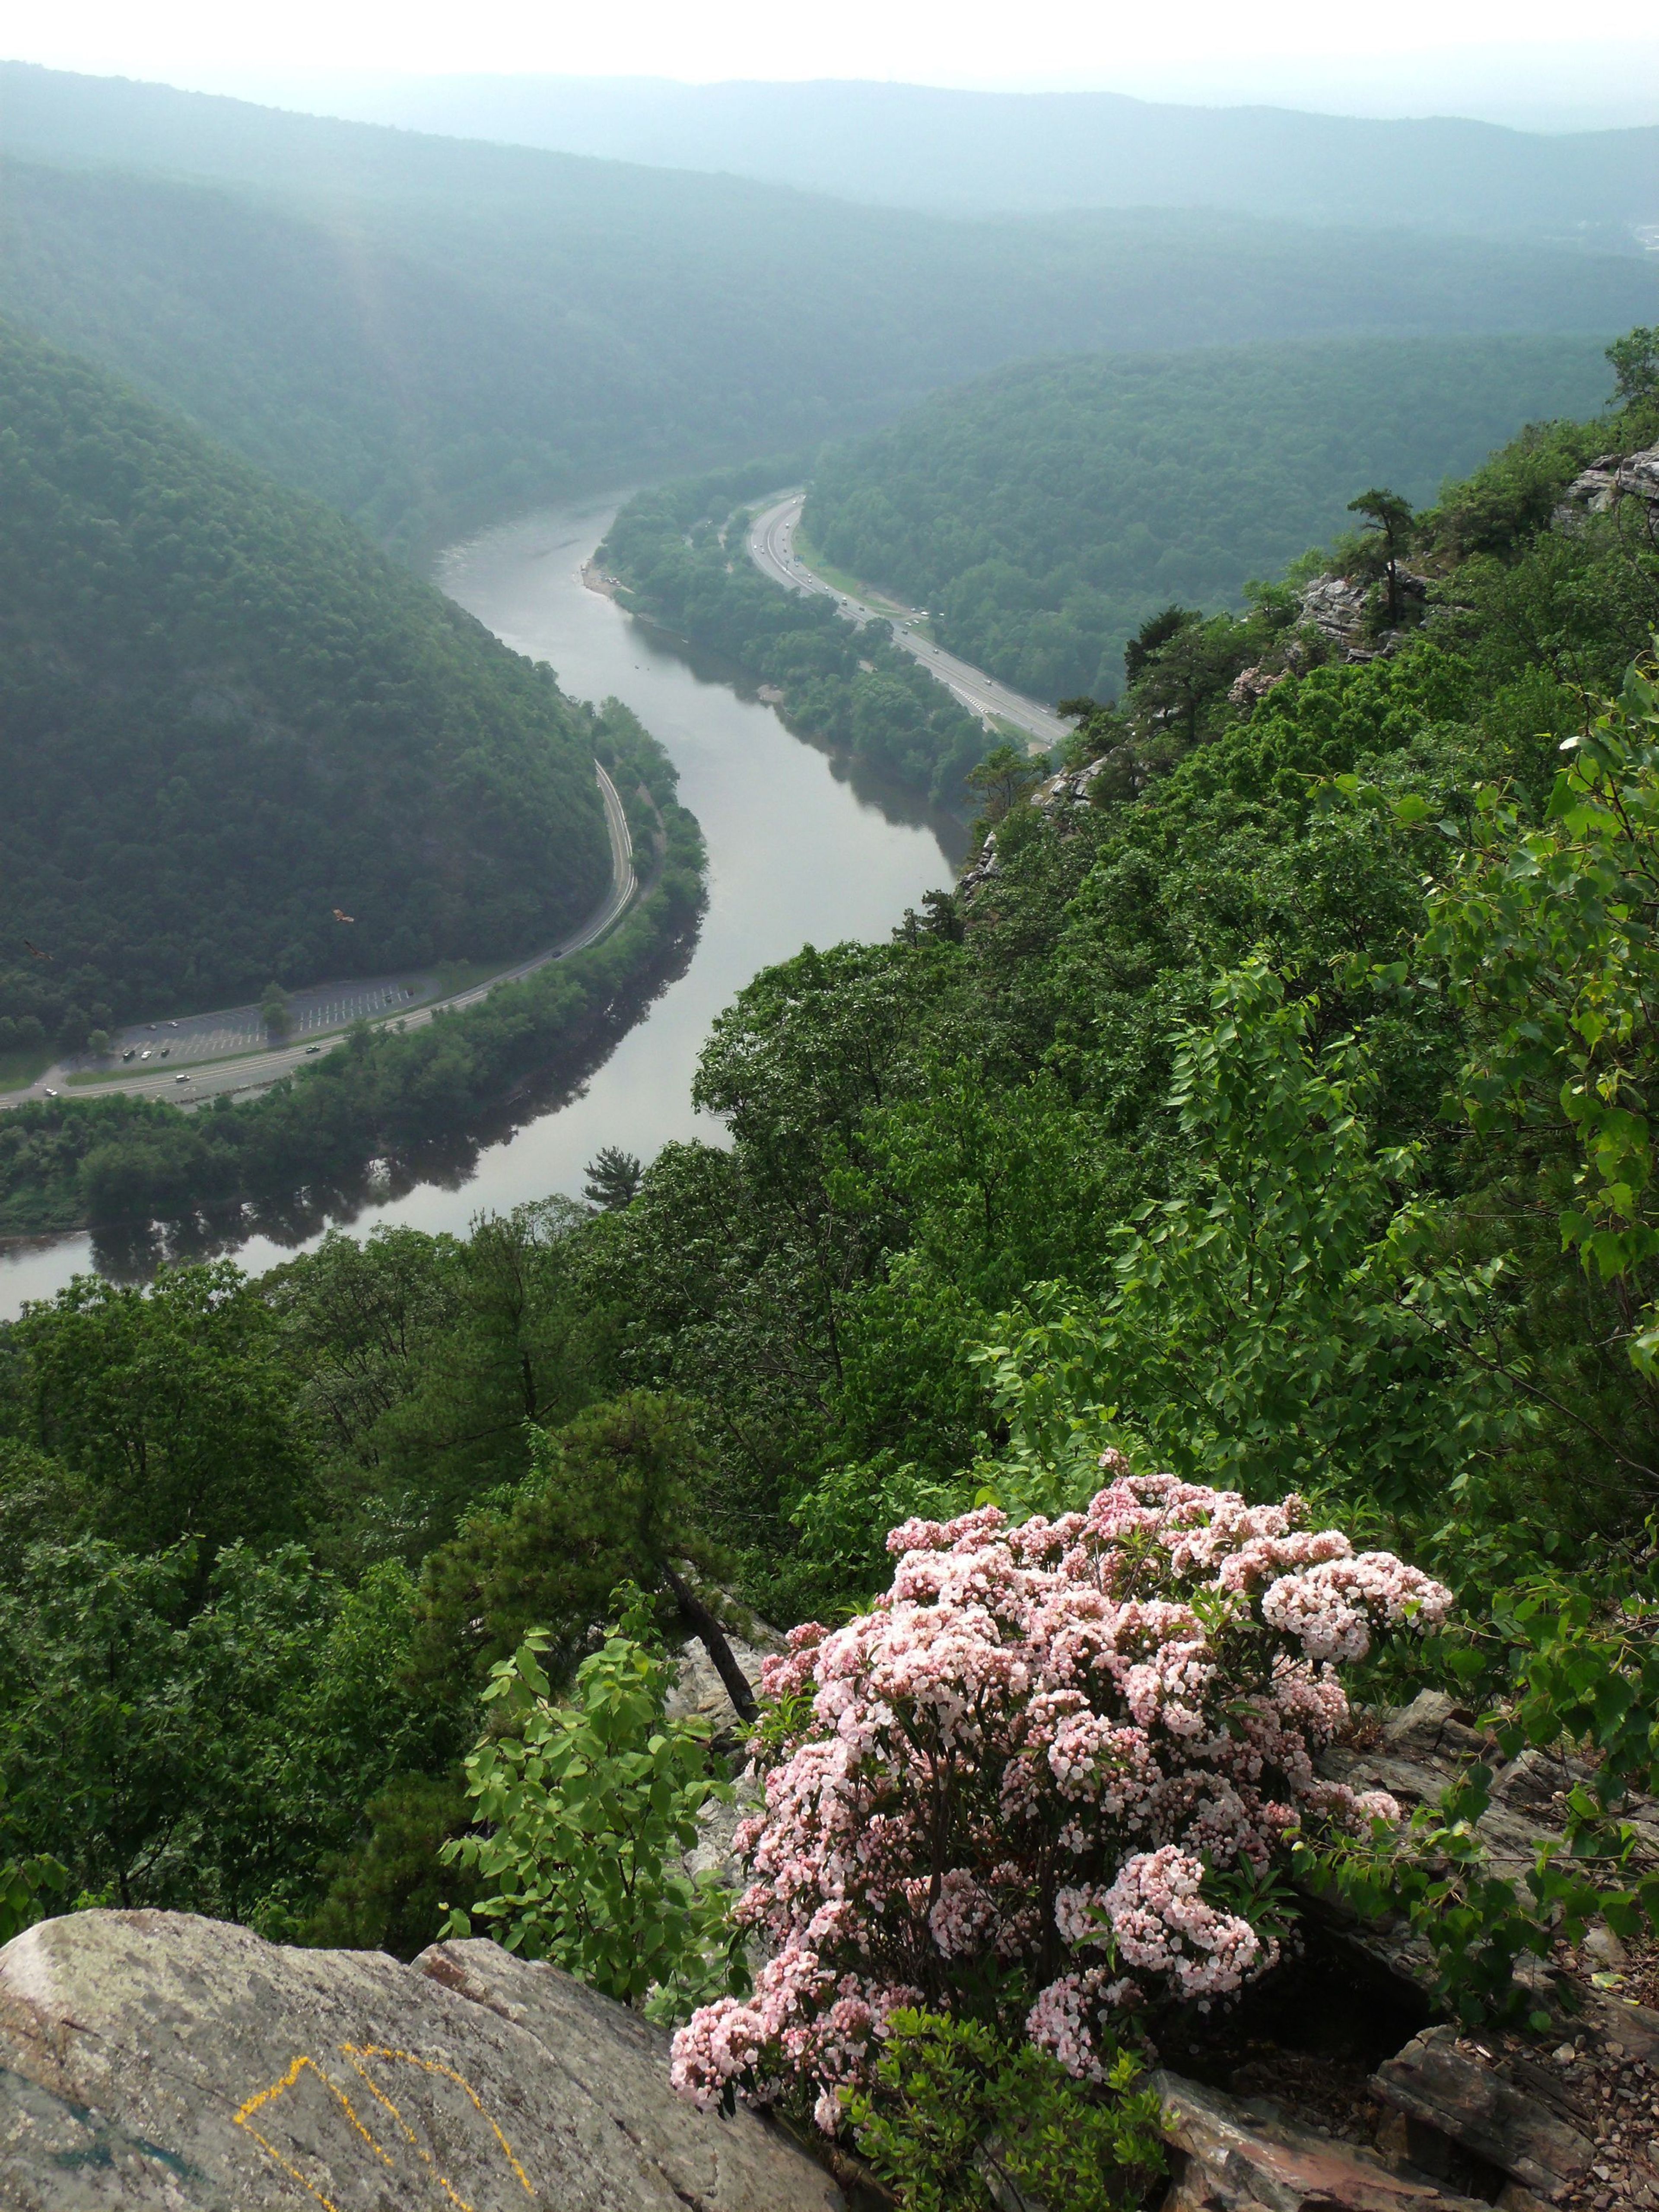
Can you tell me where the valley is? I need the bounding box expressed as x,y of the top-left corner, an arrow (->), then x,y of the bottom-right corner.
3,65 -> 1656,553
0,497 -> 958,1312
6,45 -> 1659,2212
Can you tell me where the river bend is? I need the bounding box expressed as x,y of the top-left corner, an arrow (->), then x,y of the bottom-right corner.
0,497 -> 959,1316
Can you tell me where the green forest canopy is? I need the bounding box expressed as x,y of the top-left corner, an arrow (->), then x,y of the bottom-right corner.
4,350 -> 1658,1968
0,317 -> 610,1049
1,64 -> 1656,550
804,334 -> 1623,702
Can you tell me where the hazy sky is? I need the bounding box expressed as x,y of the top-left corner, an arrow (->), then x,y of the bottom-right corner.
13,0 -> 1659,95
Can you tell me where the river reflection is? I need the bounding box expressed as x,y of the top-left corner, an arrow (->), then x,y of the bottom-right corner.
0,497 -> 960,1315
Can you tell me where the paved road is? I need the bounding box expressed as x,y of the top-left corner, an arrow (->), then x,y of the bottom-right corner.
747,493 -> 1071,753
10,762 -> 636,1112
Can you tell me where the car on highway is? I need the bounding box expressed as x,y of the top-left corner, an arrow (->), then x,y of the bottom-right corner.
305,1044 -> 321,1054
43,1087 -> 57,1099
174,1073 -> 189,1084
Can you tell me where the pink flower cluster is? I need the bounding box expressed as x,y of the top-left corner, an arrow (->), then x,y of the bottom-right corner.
671,1460 -> 1449,2126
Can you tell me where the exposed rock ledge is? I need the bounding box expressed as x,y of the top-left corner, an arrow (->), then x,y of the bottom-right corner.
1554,444 -> 1659,529
0,1901 -> 1529,2212
0,1910 -> 841,2210
7,1684 -> 1659,2211
3,1886 -> 1653,2212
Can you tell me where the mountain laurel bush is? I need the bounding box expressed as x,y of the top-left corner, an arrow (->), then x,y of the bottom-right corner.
671,1458 -> 1449,2132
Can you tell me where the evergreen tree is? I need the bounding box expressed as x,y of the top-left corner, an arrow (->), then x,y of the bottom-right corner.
584,1147 -> 645,1211
1346,486 -> 1414,625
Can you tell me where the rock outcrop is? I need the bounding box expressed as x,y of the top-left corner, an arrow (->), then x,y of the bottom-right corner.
1136,1690 -> 1659,2210
1296,572 -> 1427,663
1370,2017 -> 1659,2211
1032,755 -> 1117,814
1373,2027 -> 1596,2201
664,1628 -> 777,1746
1322,1688 -> 1659,1902
958,827 -> 1003,897
1154,2071 -> 1491,2212
1311,1689 -> 1659,2211
0,1910 -> 841,2212
665,1629 -> 774,1888
1299,572 -> 1375,652
1227,662 -> 1290,712
1554,444 -> 1659,529
20,1676 -> 1657,2211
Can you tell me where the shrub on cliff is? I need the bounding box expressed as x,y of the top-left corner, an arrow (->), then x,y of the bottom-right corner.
441,1595 -> 747,2017
671,1460 -> 1448,2135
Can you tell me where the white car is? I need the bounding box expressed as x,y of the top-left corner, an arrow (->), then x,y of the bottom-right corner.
175,1073 -> 190,1084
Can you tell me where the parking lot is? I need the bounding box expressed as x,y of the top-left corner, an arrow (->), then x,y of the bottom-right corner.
104,971 -> 441,1071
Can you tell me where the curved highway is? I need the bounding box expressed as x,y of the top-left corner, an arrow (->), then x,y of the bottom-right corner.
748,493 -> 1071,753
10,761 -> 636,1112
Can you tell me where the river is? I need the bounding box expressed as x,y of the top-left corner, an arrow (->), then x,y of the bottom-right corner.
0,497 -> 961,1317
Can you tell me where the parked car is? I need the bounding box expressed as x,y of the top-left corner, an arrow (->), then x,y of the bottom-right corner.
121,1047 -> 135,1062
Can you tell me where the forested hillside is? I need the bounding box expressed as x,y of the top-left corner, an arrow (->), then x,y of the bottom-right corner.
805,334 -> 1620,701
5,332 -> 1658,2087
0,699 -> 704,1238
2,65 -> 1656,549
0,318 -> 610,1047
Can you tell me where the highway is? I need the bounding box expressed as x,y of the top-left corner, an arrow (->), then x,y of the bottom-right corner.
9,761 -> 636,1113
747,493 -> 1071,753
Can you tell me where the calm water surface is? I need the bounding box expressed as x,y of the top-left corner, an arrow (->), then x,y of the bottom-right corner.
0,498 -> 958,1316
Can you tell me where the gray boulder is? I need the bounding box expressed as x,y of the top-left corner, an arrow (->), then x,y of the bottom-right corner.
0,1910 -> 840,2212
0,2062 -> 223,2209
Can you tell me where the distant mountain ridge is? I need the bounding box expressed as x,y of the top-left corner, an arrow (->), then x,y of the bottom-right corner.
1,65 -> 1656,553
76,67 -> 1659,245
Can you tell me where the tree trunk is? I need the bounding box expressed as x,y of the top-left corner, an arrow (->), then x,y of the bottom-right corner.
660,1563 -> 757,1725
